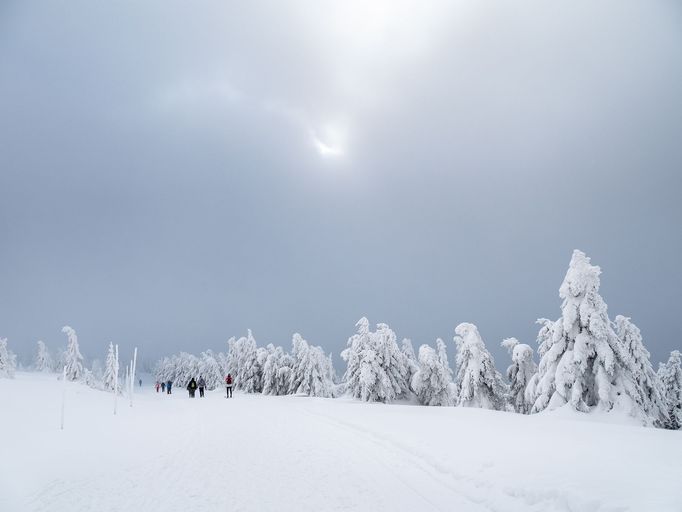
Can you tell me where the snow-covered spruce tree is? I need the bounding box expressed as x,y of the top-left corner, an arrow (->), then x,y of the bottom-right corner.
614,315 -> 668,426
62,325 -> 84,381
453,323 -> 506,410
411,341 -> 455,406
341,317 -> 410,403
172,352 -> 199,388
0,337 -> 17,378
233,330 -> 260,393
34,340 -> 54,372
402,338 -> 419,391
658,351 -> 682,430
501,338 -> 536,414
289,333 -> 333,397
254,345 -> 272,393
102,342 -> 119,392
153,356 -> 171,384
198,350 -> 224,390
262,346 -> 285,395
224,337 -> 238,377
277,352 -> 295,395
529,250 -> 645,419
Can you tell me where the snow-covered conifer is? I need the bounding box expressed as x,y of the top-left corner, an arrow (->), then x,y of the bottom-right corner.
341,318 -> 410,403
411,341 -> 454,406
658,351 -> 682,430
402,338 -> 418,390
614,315 -> 668,426
453,323 -> 505,410
173,352 -> 199,387
233,330 -> 260,393
289,333 -> 333,397
262,346 -> 285,395
198,350 -> 224,390
0,337 -> 17,378
62,326 -> 84,381
529,251 -> 644,418
102,342 -> 120,392
501,337 -> 536,414
224,337 -> 238,377
34,340 -> 53,372
277,352 -> 295,395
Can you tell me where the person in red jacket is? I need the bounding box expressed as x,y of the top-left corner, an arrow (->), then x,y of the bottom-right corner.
225,374 -> 233,398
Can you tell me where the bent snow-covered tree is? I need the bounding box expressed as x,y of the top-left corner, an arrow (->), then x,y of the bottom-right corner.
528,250 -> 644,420
401,338 -> 418,391
453,323 -> 506,410
289,333 -> 333,397
501,338 -> 536,414
34,340 -> 54,372
62,326 -> 84,381
613,315 -> 668,426
233,330 -> 260,393
658,351 -> 682,430
262,346 -> 286,395
198,350 -> 224,390
0,337 -> 17,379
411,340 -> 454,406
342,317 -> 410,403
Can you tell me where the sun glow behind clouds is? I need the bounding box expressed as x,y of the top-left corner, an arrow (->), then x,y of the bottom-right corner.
311,124 -> 347,158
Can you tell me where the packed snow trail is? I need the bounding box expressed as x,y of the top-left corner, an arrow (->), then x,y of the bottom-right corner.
1,373 -> 681,512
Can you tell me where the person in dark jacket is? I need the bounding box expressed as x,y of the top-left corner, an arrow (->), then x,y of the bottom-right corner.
161,382 -> 166,393
166,380 -> 172,394
198,376 -> 206,398
225,374 -> 233,398
187,378 -> 198,398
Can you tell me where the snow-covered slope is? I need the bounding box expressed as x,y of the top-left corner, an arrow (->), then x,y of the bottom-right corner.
1,372 -> 680,511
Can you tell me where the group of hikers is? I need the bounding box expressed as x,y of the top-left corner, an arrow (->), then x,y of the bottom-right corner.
155,374 -> 234,398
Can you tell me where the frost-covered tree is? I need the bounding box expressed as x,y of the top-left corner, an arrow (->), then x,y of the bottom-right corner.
0,337 -> 17,378
453,323 -> 505,410
233,330 -> 260,393
613,315 -> 668,426
411,340 -> 454,406
528,251 -> 647,420
341,318 -> 410,403
402,338 -> 418,390
501,337 -> 536,414
62,326 -> 84,381
658,351 -> 682,430
289,333 -> 333,397
173,352 -> 200,387
34,340 -> 54,372
102,342 -> 119,392
254,345 -> 272,393
198,350 -> 224,390
224,337 -> 238,378
262,346 -> 285,395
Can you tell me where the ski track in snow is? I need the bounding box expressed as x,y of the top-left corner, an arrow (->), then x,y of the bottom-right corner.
2,373 -> 680,512
298,407 -> 626,512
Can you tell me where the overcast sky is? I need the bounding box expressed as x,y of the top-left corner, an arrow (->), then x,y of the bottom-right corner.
1,0 -> 681,369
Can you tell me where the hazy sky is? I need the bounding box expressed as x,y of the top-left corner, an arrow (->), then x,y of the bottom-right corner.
1,0 -> 681,370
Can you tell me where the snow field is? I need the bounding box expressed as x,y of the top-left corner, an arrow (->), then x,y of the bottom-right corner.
1,372 -> 681,512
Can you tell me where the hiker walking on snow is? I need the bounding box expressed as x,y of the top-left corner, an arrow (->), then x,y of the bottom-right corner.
198,376 -> 206,398
187,377 -> 198,398
161,382 -> 166,393
166,380 -> 172,394
225,374 -> 233,398
155,382 -> 160,393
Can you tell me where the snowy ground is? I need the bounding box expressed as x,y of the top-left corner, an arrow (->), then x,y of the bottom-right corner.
1,373 -> 681,512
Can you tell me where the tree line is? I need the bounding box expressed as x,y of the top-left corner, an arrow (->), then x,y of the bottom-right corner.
1,250 -> 680,429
